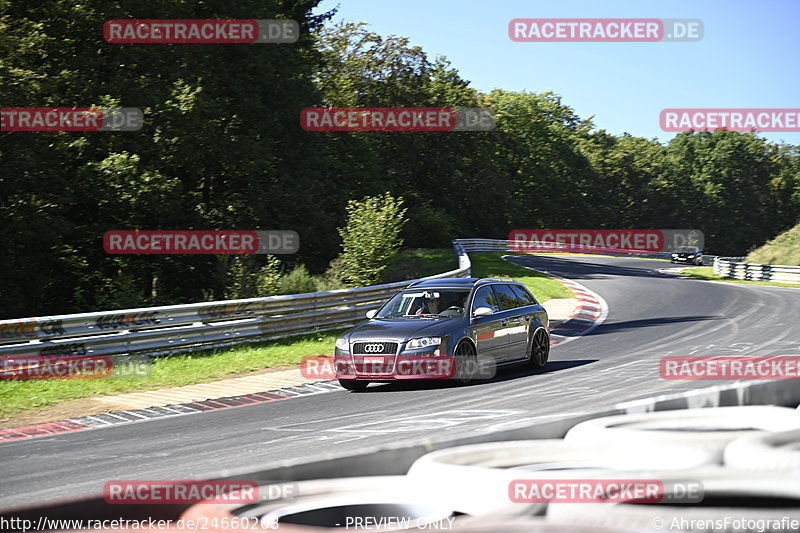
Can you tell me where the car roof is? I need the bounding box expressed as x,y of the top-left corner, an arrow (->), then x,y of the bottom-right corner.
407,277 -> 520,289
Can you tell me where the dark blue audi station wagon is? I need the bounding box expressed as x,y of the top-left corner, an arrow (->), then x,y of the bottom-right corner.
334,277 -> 550,391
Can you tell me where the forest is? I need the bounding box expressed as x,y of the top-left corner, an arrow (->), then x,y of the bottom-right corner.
1,0 -> 798,318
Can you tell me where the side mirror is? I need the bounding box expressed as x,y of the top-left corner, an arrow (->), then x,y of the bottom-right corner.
366,309 -> 378,319
473,307 -> 493,317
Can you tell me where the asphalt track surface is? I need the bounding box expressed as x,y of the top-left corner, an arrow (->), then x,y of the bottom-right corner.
2,256 -> 799,508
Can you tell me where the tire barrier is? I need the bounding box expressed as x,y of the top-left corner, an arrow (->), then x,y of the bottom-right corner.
419,516 -> 649,533
713,257 -> 800,284
563,406 -> 800,461
546,469 -> 800,533
406,440 -> 717,516
11,397 -> 800,530
724,428 -> 800,470
181,477 -> 454,531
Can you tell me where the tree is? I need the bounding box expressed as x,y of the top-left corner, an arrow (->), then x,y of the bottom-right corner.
338,193 -> 407,286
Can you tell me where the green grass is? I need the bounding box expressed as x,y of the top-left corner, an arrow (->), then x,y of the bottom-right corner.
679,267 -> 800,288
390,249 -> 573,302
0,329 -> 343,419
2,248 -> 571,420
387,248 -> 460,279
746,223 -> 800,266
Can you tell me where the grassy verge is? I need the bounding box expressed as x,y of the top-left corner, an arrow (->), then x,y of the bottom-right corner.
746,223 -> 800,266
2,249 -> 570,420
0,329 -> 343,419
679,267 -> 800,288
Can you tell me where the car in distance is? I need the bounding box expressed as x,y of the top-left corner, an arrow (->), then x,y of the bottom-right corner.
334,277 -> 550,391
670,245 -> 703,265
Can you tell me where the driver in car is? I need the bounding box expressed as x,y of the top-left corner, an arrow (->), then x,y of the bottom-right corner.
415,292 -> 468,316
415,293 -> 441,315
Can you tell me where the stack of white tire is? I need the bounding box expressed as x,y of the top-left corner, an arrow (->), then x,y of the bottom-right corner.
178,406 -> 800,532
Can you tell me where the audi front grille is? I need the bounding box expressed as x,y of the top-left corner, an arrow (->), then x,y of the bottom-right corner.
352,341 -> 398,355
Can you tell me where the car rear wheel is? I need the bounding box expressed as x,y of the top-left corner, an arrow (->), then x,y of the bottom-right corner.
339,379 -> 369,391
529,329 -> 549,369
454,341 -> 478,385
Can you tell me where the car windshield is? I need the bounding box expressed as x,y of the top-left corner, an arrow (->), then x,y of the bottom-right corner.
376,289 -> 470,318
677,246 -> 698,253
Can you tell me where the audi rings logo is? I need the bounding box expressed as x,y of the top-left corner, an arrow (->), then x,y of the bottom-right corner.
363,344 -> 384,353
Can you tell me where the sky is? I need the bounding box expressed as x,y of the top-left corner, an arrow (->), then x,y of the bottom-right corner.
313,0 -> 800,145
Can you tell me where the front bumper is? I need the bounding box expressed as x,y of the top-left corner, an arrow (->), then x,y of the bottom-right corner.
334,354 -> 456,380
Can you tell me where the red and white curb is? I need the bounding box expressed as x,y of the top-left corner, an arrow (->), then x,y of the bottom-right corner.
0,381 -> 341,443
548,277 -> 609,346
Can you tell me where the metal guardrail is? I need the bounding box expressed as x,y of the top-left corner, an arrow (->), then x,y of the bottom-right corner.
0,242 -> 471,359
714,257 -> 800,283
5,239 -> 781,361
459,238 -> 724,265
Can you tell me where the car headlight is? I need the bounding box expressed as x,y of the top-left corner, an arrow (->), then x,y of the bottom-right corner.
671,254 -> 678,257
687,254 -> 695,258
335,337 -> 349,351
406,337 -> 442,350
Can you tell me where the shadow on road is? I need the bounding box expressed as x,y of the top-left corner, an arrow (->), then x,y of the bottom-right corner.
506,255 -> 671,280
587,315 -> 724,335
359,359 -> 598,392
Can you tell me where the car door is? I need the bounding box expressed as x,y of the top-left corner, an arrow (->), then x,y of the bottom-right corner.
492,284 -> 529,361
511,283 -> 548,352
468,285 -> 508,365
